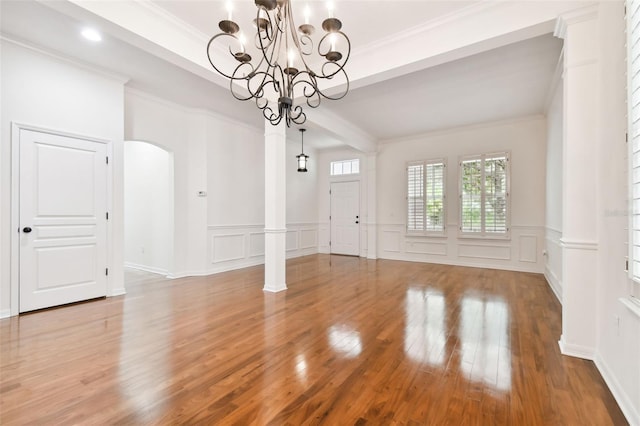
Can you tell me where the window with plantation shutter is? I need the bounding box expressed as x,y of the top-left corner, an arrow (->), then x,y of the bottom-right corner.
407,159 -> 446,234
459,153 -> 509,237
627,0 -> 640,300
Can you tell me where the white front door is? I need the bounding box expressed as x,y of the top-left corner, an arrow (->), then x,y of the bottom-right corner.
330,181 -> 360,256
19,129 -> 108,313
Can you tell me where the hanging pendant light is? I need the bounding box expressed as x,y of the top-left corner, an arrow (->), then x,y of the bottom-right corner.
297,128 -> 309,172
206,0 -> 351,127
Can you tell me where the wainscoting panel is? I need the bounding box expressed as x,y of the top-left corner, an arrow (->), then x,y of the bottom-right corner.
212,234 -> 245,263
286,230 -> 298,252
519,235 -> 538,263
249,232 -> 265,258
300,229 -> 318,249
458,243 -> 510,260
545,227 -> 563,302
208,223 -> 320,274
377,223 -> 545,273
382,230 -> 402,253
406,240 -> 447,256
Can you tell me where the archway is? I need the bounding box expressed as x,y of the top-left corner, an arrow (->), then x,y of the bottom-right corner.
123,140 -> 175,277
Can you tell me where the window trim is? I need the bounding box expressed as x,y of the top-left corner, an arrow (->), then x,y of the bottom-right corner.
627,0 -> 640,301
458,152 -> 511,240
330,158 -> 360,177
406,158 -> 447,237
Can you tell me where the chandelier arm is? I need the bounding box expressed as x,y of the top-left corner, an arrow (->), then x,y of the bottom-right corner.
312,66 -> 350,101
207,34 -> 253,80
289,105 -> 305,126
226,65 -> 265,102
246,70 -> 274,99
298,34 -> 313,56
315,31 -> 351,77
255,6 -> 279,68
290,75 -> 321,108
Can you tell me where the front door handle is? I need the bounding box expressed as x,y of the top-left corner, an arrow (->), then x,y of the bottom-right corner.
23,227 -> 32,233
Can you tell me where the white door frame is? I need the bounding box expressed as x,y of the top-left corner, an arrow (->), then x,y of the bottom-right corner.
10,122 -> 114,316
330,180 -> 360,256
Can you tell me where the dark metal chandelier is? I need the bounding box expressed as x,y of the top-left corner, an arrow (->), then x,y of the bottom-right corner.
206,0 -> 351,126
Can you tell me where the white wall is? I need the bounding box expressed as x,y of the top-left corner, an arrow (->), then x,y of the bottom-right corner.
545,79 -> 563,301
0,40 -> 126,317
206,120 -> 320,274
374,116 -> 547,272
126,90 -> 320,277
125,89 -> 207,278
593,2 -> 640,423
124,141 -> 174,275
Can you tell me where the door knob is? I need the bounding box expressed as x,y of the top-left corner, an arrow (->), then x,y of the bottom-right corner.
355,221 -> 359,224
23,227 -> 32,233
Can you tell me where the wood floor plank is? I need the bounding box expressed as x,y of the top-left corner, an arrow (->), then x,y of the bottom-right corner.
0,255 -> 628,425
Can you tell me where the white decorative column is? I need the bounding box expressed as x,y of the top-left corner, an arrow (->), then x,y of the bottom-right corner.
263,118 -> 287,292
554,6 -> 599,359
367,152 -> 377,260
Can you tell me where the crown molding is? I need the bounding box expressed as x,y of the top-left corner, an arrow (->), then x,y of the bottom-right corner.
378,114 -> 545,146
0,34 -> 130,85
125,87 -> 263,133
134,0 -> 209,43
356,1 -> 502,57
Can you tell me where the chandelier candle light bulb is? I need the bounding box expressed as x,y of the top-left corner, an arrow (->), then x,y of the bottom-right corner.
239,33 -> 246,53
304,5 -> 311,25
288,49 -> 295,68
226,1 -> 233,21
207,0 -> 351,126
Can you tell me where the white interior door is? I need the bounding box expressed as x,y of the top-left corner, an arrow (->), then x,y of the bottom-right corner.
19,129 -> 108,313
330,181 -> 360,256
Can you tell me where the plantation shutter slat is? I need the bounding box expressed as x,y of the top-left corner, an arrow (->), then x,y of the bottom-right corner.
407,160 -> 445,233
425,163 -> 445,231
407,163 -> 424,232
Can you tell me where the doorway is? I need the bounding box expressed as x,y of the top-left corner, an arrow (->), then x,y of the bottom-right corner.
123,141 -> 174,276
330,181 -> 360,256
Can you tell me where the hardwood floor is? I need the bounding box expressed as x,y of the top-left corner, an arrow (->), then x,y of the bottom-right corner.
0,255 -> 627,425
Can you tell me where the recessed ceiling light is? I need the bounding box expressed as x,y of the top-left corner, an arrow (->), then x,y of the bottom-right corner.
81,28 -> 102,42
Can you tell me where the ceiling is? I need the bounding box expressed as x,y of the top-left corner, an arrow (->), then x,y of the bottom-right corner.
0,0 -> 564,150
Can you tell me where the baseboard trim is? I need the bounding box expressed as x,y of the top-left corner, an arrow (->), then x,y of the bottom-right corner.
558,337 -> 595,360
544,267 -> 562,303
167,270 -> 211,279
594,353 -> 640,426
0,309 -> 11,319
124,262 -> 169,276
109,288 -> 127,297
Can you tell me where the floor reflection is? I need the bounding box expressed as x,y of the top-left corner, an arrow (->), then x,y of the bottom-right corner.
459,295 -> 511,391
404,288 -> 446,366
117,283 -> 172,422
295,353 -> 309,385
328,324 -> 362,358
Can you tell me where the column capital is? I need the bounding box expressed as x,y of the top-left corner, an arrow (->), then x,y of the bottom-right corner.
554,4 -> 598,39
